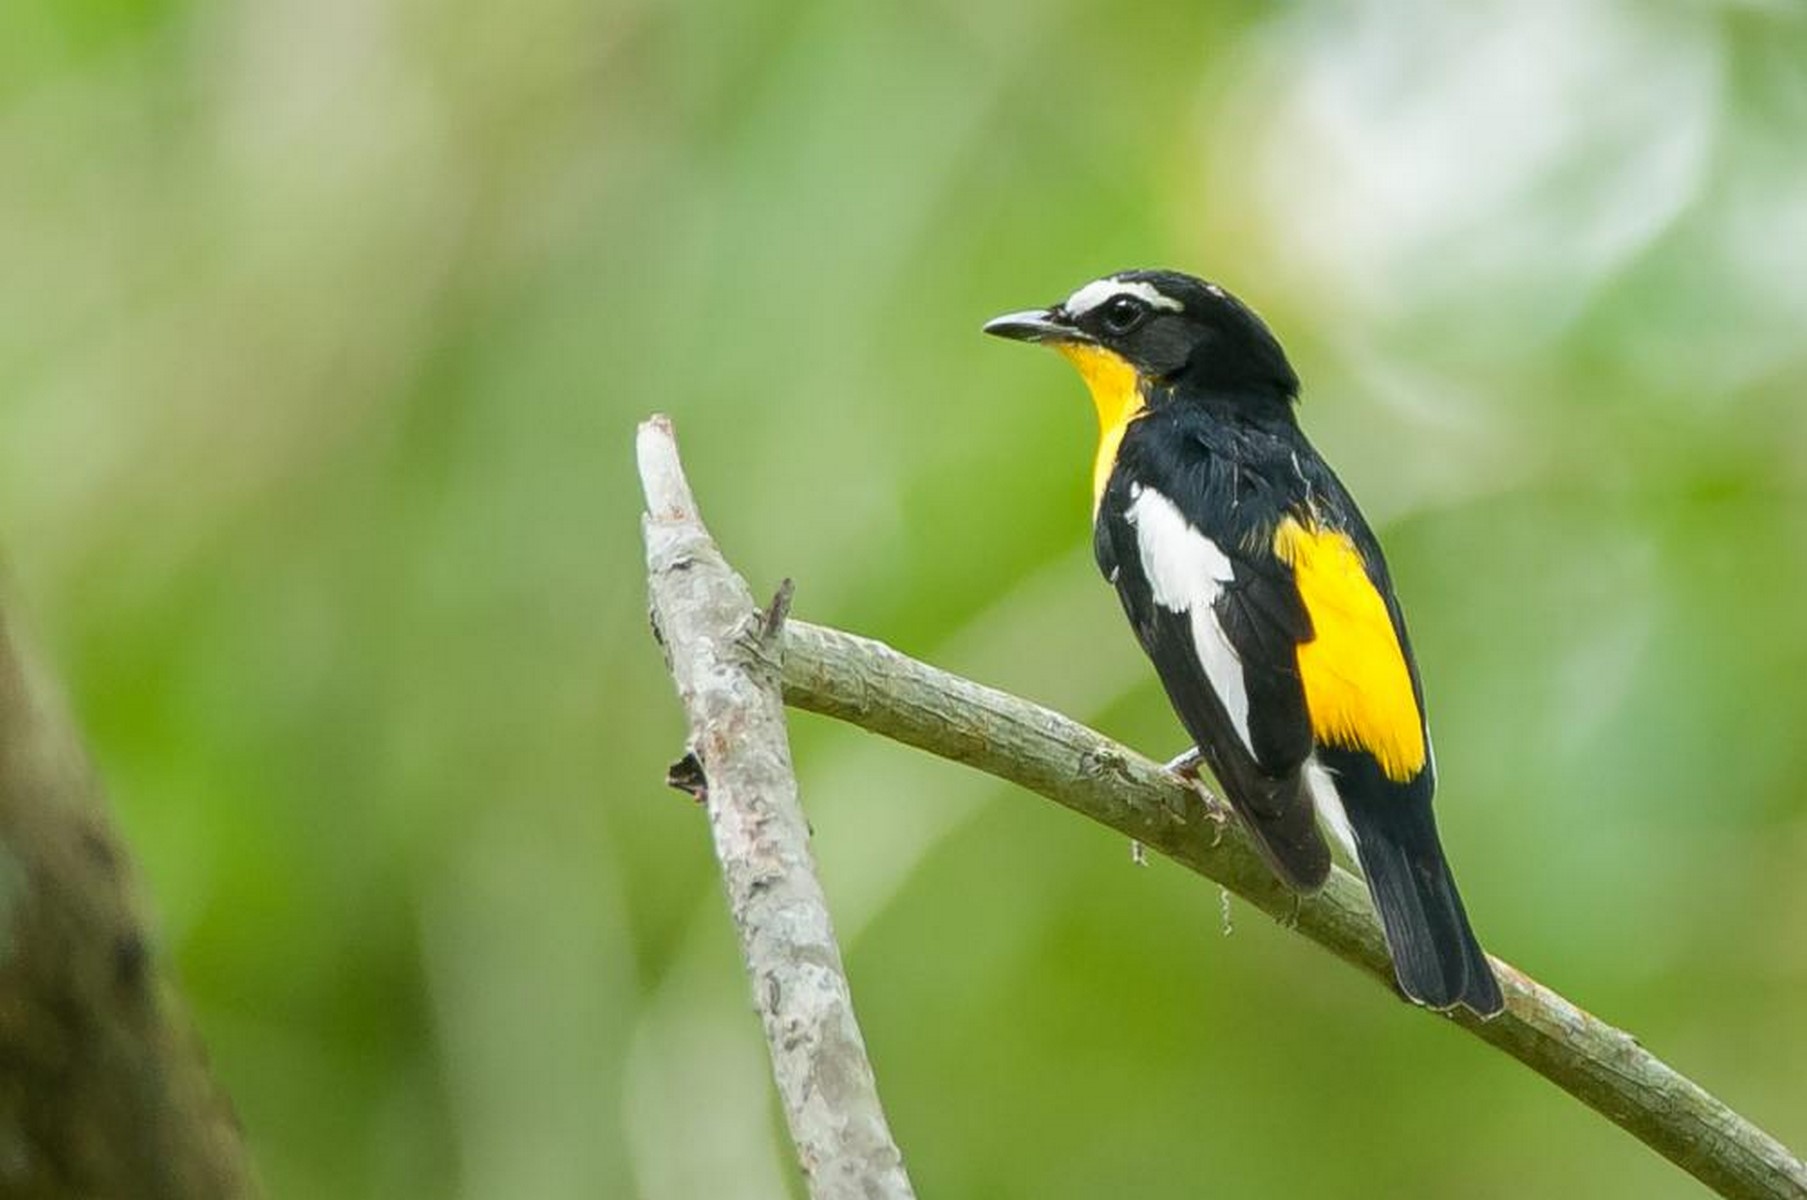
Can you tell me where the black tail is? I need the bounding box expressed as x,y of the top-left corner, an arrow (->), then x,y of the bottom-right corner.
1336,762 -> 1503,1018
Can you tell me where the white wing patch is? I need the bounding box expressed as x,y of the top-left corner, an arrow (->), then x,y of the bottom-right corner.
1303,755 -> 1358,860
1125,486 -> 1254,756
1063,276 -> 1184,318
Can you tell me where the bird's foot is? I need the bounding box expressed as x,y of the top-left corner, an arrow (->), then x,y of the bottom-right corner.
1163,747 -> 1204,778
1163,747 -> 1229,833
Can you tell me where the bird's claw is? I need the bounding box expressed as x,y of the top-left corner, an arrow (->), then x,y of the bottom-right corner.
1163,747 -> 1204,778
1163,747 -> 1230,831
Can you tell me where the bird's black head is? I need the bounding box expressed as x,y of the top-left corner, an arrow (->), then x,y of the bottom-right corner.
983,269 -> 1299,406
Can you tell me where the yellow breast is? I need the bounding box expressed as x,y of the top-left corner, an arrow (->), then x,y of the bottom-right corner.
1056,343 -> 1145,510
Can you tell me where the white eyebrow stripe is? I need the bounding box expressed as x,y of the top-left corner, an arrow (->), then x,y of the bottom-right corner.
1062,277 -> 1184,317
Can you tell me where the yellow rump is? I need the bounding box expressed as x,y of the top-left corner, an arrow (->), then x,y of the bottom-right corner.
1273,517 -> 1426,782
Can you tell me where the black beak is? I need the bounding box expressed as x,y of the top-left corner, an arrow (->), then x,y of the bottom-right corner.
982,307 -> 1087,345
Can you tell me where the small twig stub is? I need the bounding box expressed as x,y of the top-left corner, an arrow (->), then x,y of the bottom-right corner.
760,578 -> 796,648
665,751 -> 708,803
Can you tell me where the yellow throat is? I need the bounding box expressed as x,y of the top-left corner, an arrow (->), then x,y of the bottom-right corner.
1055,343 -> 1145,510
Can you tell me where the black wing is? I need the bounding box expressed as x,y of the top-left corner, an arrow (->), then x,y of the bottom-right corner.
1095,412 -> 1328,891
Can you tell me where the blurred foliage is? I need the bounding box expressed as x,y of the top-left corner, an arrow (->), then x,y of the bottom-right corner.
3,0 -> 1806,1196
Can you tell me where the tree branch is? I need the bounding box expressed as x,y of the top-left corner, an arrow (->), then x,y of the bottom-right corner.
778,621 -> 1807,1200
0,602 -> 259,1198
637,416 -> 916,1200
638,411 -> 1805,1200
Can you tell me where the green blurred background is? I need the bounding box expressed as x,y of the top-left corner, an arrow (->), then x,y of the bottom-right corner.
4,0 -> 1806,1195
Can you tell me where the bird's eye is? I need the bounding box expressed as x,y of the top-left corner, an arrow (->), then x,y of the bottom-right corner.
1099,295 -> 1146,335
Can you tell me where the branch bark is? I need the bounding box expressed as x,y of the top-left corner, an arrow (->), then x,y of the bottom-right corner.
638,412 -> 1806,1200
779,619 -> 1807,1200
0,602 -> 259,1197
637,416 -> 916,1200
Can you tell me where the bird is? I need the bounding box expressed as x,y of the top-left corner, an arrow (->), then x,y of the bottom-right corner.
983,269 -> 1504,1018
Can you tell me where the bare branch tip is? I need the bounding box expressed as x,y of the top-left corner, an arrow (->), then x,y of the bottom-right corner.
641,449 -> 914,1196
636,413 -> 696,523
